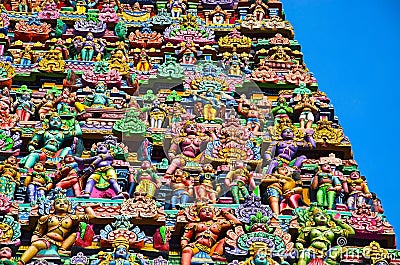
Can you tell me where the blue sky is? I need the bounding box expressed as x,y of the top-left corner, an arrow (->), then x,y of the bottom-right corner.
281,0 -> 400,245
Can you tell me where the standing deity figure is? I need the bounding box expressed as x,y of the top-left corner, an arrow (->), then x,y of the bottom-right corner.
54,155 -> 81,197
17,192 -> 96,265
238,98 -> 262,133
21,113 -> 82,169
195,163 -> 220,204
181,204 -> 241,265
311,163 -> 342,210
168,102 -> 187,124
13,92 -> 35,121
225,160 -> 256,204
129,160 -> 161,199
169,168 -> 193,210
295,206 -> 355,265
259,166 -> 302,216
342,170 -> 372,210
24,162 -> 53,204
265,125 -> 316,174
38,92 -> 56,120
192,90 -> 222,123
20,46 -> 34,65
0,156 -> 20,199
294,94 -> 319,130
74,33 -> 106,61
136,49 -> 152,72
149,100 -> 167,128
78,143 -> 126,199
271,97 -> 293,125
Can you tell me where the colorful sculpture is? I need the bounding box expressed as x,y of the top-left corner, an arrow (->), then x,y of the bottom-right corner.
21,113 -> 82,169
225,160 -> 256,204
18,191 -> 96,265
295,206 -> 355,265
130,160 -> 161,198
0,156 -> 20,199
181,203 -> 241,265
265,122 -> 316,174
78,143 -> 126,199
0,1 -> 392,265
259,166 -> 302,215
310,163 -> 342,210
343,170 -> 372,210
24,162 -> 53,204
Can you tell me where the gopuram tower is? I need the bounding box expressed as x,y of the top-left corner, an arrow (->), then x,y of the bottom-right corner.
0,0 -> 396,265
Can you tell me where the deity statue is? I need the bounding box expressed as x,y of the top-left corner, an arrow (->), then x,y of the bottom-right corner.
168,102 -> 186,124
295,206 -> 355,265
0,156 -> 20,199
195,163 -> 220,204
178,41 -> 197,65
19,46 -> 34,65
24,162 -> 53,204
259,166 -> 302,215
168,167 -> 193,210
83,81 -> 114,108
149,100 -> 167,128
293,94 -> 319,130
21,112 -> 82,169
342,170 -> 372,210
38,92 -> 56,120
166,121 -> 216,175
94,237 -> 141,265
135,49 -> 152,72
17,191 -> 96,265
55,87 -> 76,115
270,97 -> 293,125
0,246 -> 17,264
181,203 -> 241,265
129,160 -> 161,199
54,155 -> 81,197
238,98 -> 262,133
167,0 -> 186,18
73,33 -> 106,61
248,0 -> 269,21
78,143 -> 126,199
310,163 -> 342,210
265,124 -> 316,174
0,101 -> 18,130
13,92 -> 35,121
225,160 -> 256,204
192,90 -> 224,123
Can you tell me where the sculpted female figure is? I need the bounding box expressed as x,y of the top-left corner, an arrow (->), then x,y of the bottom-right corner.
166,121 -> 216,175
295,206 -> 355,265
181,204 -> 241,265
18,192 -> 96,265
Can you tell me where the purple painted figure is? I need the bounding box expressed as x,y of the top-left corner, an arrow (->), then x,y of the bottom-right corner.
265,127 -> 316,174
77,143 -> 126,199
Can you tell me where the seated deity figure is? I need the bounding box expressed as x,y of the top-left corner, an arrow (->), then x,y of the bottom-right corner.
21,113 -> 82,169
83,81 -> 114,109
17,190 -> 96,265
